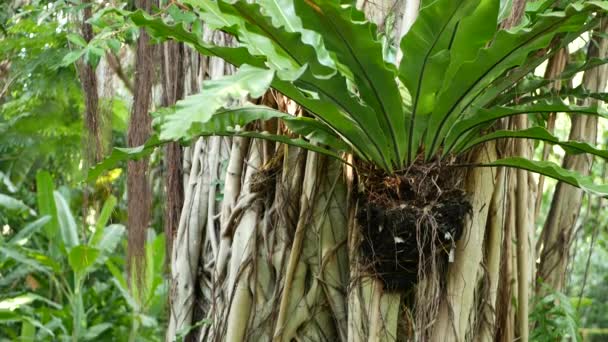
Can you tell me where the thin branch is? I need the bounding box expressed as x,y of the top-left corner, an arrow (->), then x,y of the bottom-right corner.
105,52 -> 134,94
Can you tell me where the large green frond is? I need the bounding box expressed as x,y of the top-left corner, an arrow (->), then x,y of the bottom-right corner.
486,157 -> 608,197
426,2 -> 608,157
444,101 -> 608,153
294,0 -> 405,164
457,126 -> 608,160
399,0 -> 497,162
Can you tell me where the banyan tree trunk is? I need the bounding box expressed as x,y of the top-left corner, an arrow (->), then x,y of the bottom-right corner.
162,1 -> 566,342
537,19 -> 608,293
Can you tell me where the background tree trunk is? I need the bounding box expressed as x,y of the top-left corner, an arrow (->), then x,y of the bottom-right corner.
538,19 -> 608,292
127,0 -> 155,288
161,41 -> 186,268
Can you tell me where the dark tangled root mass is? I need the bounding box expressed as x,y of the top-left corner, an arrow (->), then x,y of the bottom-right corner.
356,159 -> 472,292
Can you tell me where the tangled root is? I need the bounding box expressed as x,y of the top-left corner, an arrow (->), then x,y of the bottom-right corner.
356,158 -> 471,292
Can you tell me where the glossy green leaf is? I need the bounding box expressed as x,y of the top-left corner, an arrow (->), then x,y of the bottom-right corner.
186,0 -> 390,165
228,1 -> 334,77
256,0 -> 335,70
294,0 -> 405,164
483,23 -> 601,107
458,126 -> 608,160
130,4 -> 390,169
0,193 -> 35,215
191,106 -> 347,150
83,323 -> 113,341
0,293 -> 61,311
188,0 -> 298,74
86,135 -> 162,182
53,191 -> 79,249
485,157 -> 608,197
95,195 -> 116,232
444,101 -> 608,153
427,2 -> 607,157
399,0 -> 490,162
129,10 -> 266,68
90,224 -> 125,266
159,65 -> 274,140
35,171 -> 59,238
68,245 -> 100,276
9,216 -> 51,246
0,246 -> 50,274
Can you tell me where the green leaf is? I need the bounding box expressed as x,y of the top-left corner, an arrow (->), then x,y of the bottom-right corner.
86,135 -> 162,182
517,86 -> 608,105
96,195 -> 116,231
399,0 -> 492,162
159,65 -> 274,140
487,33 -> 603,107
272,78 -> 389,168
458,126 -> 608,160
106,260 -> 138,309
83,323 -> 112,340
444,101 -> 608,153
0,309 -> 21,322
426,2 -> 604,157
9,216 -> 51,246
106,39 -> 121,54
67,33 -> 87,47
130,5 -> 390,168
0,293 -> 61,311
167,4 -> 197,24
20,319 -> 35,341
256,0 -> 336,71
35,171 -> 59,239
227,0 -> 334,77
0,246 -> 50,273
447,0 -> 499,78
89,224 -> 125,265
0,193 -> 35,215
53,191 -> 79,249
68,245 -> 100,276
60,49 -> 85,66
129,10 -> 266,68
88,195 -> 118,247
295,0 -> 405,164
184,0 -> 300,76
160,102 -> 347,150
485,157 -> 608,197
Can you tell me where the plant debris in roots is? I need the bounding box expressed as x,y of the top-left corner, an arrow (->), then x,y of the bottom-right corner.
356,158 -> 472,292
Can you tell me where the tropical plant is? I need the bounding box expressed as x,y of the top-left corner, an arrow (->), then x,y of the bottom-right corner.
531,284 -> 582,342
87,0 -> 608,340
0,2 -> 86,187
0,171 -> 166,341
104,0 -> 608,195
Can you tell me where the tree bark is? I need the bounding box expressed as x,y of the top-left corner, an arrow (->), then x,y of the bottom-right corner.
161,41 -> 186,269
432,143 -> 498,342
538,19 -> 608,292
127,0 -> 155,287
80,0 -> 101,164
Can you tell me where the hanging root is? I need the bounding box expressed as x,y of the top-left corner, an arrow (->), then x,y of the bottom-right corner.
356,157 -> 472,339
